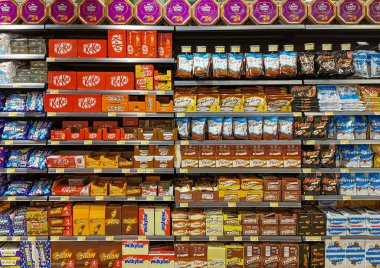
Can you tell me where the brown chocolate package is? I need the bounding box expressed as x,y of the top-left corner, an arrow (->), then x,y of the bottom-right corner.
310,243 -> 325,268
282,178 -> 301,191
241,212 -> 260,225
122,204 -> 138,235
51,241 -> 78,268
262,243 -> 281,268
264,178 -> 281,191
190,243 -> 207,258
282,190 -> 301,202
98,242 -> 122,268
280,244 -> 299,268
279,212 -> 297,225
105,204 -> 121,235
244,244 -> 262,268
299,243 -> 310,268
175,243 -> 191,258
74,241 -> 98,267
302,175 -> 321,195
261,225 -> 279,236
263,190 -> 281,202
260,212 -> 279,225
226,246 -> 244,268
242,225 -> 260,236
279,225 -> 297,236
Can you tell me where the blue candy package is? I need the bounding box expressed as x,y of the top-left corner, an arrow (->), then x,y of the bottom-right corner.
356,173 -> 370,195
234,117 -> 248,140
353,51 -> 370,78
369,52 -> 380,78
279,117 -> 293,140
222,117 -> 234,140
263,53 -> 280,77
191,117 -> 207,140
228,53 -> 244,79
339,173 -> 356,195
4,180 -> 33,196
6,148 -> 32,168
359,144 -> 373,168
193,53 -> 211,79
335,116 -> 354,139
0,119 -> 5,136
263,117 -> 278,140
28,179 -> 52,196
369,115 -> 380,139
37,241 -> 51,268
3,93 -> 27,111
27,121 -> 52,141
27,149 -> 50,170
207,117 -> 222,140
0,147 -> 8,168
0,92 -> 5,110
339,145 -> 360,168
176,118 -> 190,140
1,121 -> 30,140
26,91 -> 44,112
328,117 -> 335,139
279,51 -> 297,77
248,117 -> 263,140
212,53 -> 228,78
370,173 -> 380,195
354,116 -> 368,139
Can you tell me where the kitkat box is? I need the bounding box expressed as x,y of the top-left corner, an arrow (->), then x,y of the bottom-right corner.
0,0 -> 19,24
48,71 -> 77,90
48,0 -> 77,24
49,39 -> 78,58
108,30 -> 127,58
106,72 -> 134,90
19,0 -> 47,24
74,94 -> 102,112
77,72 -> 106,90
135,0 -> 163,25
106,0 -> 134,24
44,94 -> 74,112
78,0 -> 105,24
250,0 -> 278,24
78,39 -> 107,58
164,0 -> 191,25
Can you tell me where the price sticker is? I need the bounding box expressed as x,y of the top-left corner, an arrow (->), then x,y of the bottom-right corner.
141,141 -> 150,145
50,90 -> 59,94
250,45 -> 260,53
196,46 -> 207,53
156,91 -> 165,95
180,169 -> 188,173
138,236 -> 147,241
77,236 -> 86,241
322,44 -> 332,51
343,195 -> 352,200
270,202 -> 279,208
340,140 -> 349,145
51,141 -> 60,145
284,44 -> 294,51
304,196 -> 314,201
6,169 -> 15,174
181,46 -> 191,53
48,57 -> 56,62
375,112 -> 380,115
340,168 -> 349,173
137,113 -> 146,117
209,236 -> 218,241
228,202 -> 237,207
341,43 -> 351,51
60,196 -> 69,201
140,91 -> 149,95
306,140 -> 316,145
234,236 -> 243,241
306,236 -> 321,242
215,46 -> 225,53
47,112 -> 56,117
117,140 -> 126,145
84,140 -> 93,145
324,112 -> 334,115
180,203 -> 188,208
28,236 -> 36,241
108,112 -> 116,117
122,169 -> 131,173
13,84 -> 21,88
304,43 -> 315,51
8,112 -> 18,117
230,46 -> 240,53
177,113 -> 185,118
94,168 -> 102,173
250,236 -> 259,242
56,168 -> 64,173
303,168 -> 312,173
146,168 -> 154,173
95,196 -> 104,201
127,196 -> 136,201
147,196 -> 155,201
293,112 -> 302,117
137,168 -> 145,173
181,236 -> 189,241
163,196 -> 172,201
106,236 -> 114,241
7,196 -> 16,201
268,44 -> 278,52
50,236 -> 59,241
180,141 -> 189,145
0,237 -> 6,241
12,237 -> 20,241
332,236 -> 340,241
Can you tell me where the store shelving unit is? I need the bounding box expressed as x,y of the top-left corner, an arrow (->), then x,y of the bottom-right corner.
303,195 -> 380,201
46,58 -> 175,64
0,168 -> 47,174
0,140 -> 46,145
176,168 -> 303,174
46,90 -> 174,95
175,25 -> 305,31
175,140 -> 301,145
45,25 -> 174,31
176,202 -> 302,208
0,196 -> 48,201
0,236 -> 49,241
175,236 -> 302,242
50,235 -> 175,242
47,140 -> 174,146
174,80 -> 302,86
48,168 -> 174,174
304,79 -> 380,85
46,112 -> 175,118
0,83 -> 45,89
0,54 -> 45,60
176,112 -> 300,117
48,196 -> 173,202
0,112 -> 45,117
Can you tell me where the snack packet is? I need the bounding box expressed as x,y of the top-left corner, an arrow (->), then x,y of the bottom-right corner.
279,51 -> 297,77
222,117 -> 234,140
335,116 -> 354,140
339,145 -> 360,168
176,118 -> 190,140
294,116 -> 313,140
212,54 -> 228,78
207,117 -> 222,140
263,53 -> 280,77
316,51 -> 337,78
193,53 -> 211,79
302,145 -> 321,168
228,53 -> 244,79
245,53 -> 264,78
298,52 -> 315,77
248,117 -> 262,140
320,145 -> 336,168
191,117 -> 207,140
234,117 -> 248,140
278,117 -> 293,140
7,148 -> 32,168
354,115 -> 367,139
370,115 -> 380,139
263,117 -> 278,140
335,51 -> 355,78
311,116 -> 329,140
176,54 -> 193,79
2,121 -> 30,140
353,51 -> 370,78
369,52 -> 380,78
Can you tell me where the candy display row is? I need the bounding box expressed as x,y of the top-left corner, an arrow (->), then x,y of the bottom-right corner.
5,0 -> 380,26
0,176 -> 52,197
0,61 -> 46,84
49,33 -> 172,59
1,92 -> 44,113
0,35 -> 45,55
0,147 -> 49,169
175,175 -> 300,203
0,121 -> 51,141
176,49 -> 380,80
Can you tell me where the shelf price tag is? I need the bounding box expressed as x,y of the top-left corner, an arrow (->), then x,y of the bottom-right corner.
177,113 -> 185,118
146,168 -> 154,173
270,202 -> 279,208
47,112 -> 56,117
180,203 -> 188,208
117,140 -> 126,145
250,236 -> 259,242
6,169 -> 15,174
77,236 -> 86,241
163,196 -> 172,201
303,168 -> 312,173
137,168 -> 145,173
283,44 -> 294,51
8,112 -> 18,117
50,236 -> 59,241
306,140 -> 315,145
322,44 -> 332,51
137,113 -> 146,117
12,236 -> 20,241
56,168 -> 64,173
60,196 -> 69,201
340,168 -> 349,173
84,140 -> 93,145
293,112 -> 302,117
234,236 -> 243,241
324,112 -> 334,116
340,140 -> 349,145
228,202 -> 237,207
209,236 -> 218,241
13,84 -> 21,88
304,196 -> 314,201
180,169 -> 188,173
4,141 -> 13,145
156,91 -> 165,95
180,141 -> 189,145
250,45 -> 260,53
50,90 -> 59,94
343,195 -> 352,200
304,43 -> 315,51
341,43 -> 351,51
7,196 -> 16,201
230,46 -> 240,53
48,58 -> 56,62
181,46 -> 191,53
0,237 -> 6,241
108,112 -> 116,117
95,196 -> 104,201
122,169 -> 131,173
51,141 -> 60,145
181,236 -> 189,241
106,236 -> 114,241
268,44 -> 278,52
138,236 -> 146,241
94,168 -> 102,173
147,196 -> 155,201
306,236 -> 321,242
141,141 -> 150,145
196,46 -> 207,53
332,236 -> 340,241
215,46 -> 225,53
28,236 -> 36,241
127,196 -> 136,201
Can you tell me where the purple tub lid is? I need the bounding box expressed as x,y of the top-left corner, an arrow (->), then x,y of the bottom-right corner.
79,0 -> 105,24
49,0 -> 76,24
309,0 -> 335,23
338,0 -> 364,23
0,0 -> 18,24
136,0 -> 163,25
192,0 -> 220,25
367,0 -> 380,23
20,0 -> 46,24
280,0 -> 307,23
250,0 -> 278,24
165,0 -> 191,25
222,0 -> 248,25
107,0 -> 133,24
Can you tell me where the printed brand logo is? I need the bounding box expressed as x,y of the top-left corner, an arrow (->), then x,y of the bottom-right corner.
82,75 -> 100,87
57,3 -> 68,11
83,43 -> 102,55
54,43 -> 73,54
115,3 -> 125,12
53,75 -> 71,86
123,242 -> 145,249
99,253 -> 120,261
111,75 -> 129,87
27,3 -> 38,12
151,257 -> 171,264
143,3 -> 154,12
124,257 -> 144,264
173,3 -> 183,12
78,97 -> 97,109
50,97 -> 68,109
200,3 -> 211,12
111,34 -> 124,53
1,4 -> 10,12
76,251 -> 96,260
52,252 -> 72,260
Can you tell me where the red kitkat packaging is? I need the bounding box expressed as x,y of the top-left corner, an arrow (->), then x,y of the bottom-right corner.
158,33 -> 172,58
49,39 -> 78,58
77,72 -> 106,90
127,31 -> 141,58
44,94 -> 74,112
78,39 -> 107,58
48,71 -> 77,90
106,72 -> 134,90
108,30 -> 127,58
141,31 -> 157,58
73,94 -> 102,112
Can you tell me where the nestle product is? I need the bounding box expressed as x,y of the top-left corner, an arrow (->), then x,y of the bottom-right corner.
20,0 -> 47,24
135,0 -> 163,25
221,0 -> 249,25
78,0 -> 105,24
250,0 -> 278,24
48,0 -> 77,24
192,0 -> 220,25
106,0 -> 134,24
279,0 -> 307,24
0,0 -> 19,24
164,0 -> 191,25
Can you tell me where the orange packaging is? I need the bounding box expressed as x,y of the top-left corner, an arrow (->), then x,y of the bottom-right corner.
49,39 -> 78,58
108,30 -> 127,58
78,39 -> 107,58
102,95 -> 129,104
102,103 -> 129,112
145,95 -> 156,112
44,94 -> 74,112
267,145 -> 284,168
48,71 -> 77,90
66,128 -> 85,140
84,127 -> 103,140
136,78 -> 153,90
158,33 -> 172,58
106,72 -> 134,90
216,145 -> 233,168
250,145 -> 267,168
77,72 -> 106,90
127,31 -> 141,58
73,94 -> 102,113
141,31 -> 157,58
129,96 -> 145,112
135,64 -> 154,78
199,145 -> 216,168
233,145 -> 250,168
156,98 -> 173,112
103,128 -> 121,141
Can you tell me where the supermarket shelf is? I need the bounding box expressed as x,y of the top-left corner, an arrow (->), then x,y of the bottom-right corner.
0,140 -> 47,145
304,140 -> 380,145
176,202 -> 302,208
304,111 -> 377,116
176,140 -> 301,145
0,168 -> 47,174
303,168 -> 380,173
0,112 -> 45,117
174,80 -> 302,86
48,196 -> 174,202
305,25 -> 380,30
48,140 -> 174,146
0,196 -> 48,201
176,236 -> 302,242
176,168 -> 302,174
46,112 -> 174,118
0,54 -> 45,60
0,236 -> 49,241
0,83 -> 45,88
47,57 -> 175,64
0,25 -> 44,31
176,112 -> 300,117
45,25 -> 175,31
175,25 -> 305,31
303,195 -> 380,201
304,79 -> 380,85
48,168 -> 174,174
50,235 -> 174,242
46,90 -> 174,95
303,235 -> 380,242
